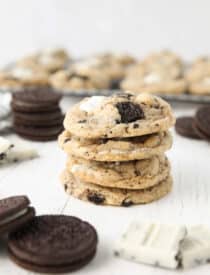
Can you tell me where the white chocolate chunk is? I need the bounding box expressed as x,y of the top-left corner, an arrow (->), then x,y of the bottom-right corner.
0,137 -> 13,155
80,96 -> 105,112
70,164 -> 87,173
0,140 -> 38,164
180,225 -> 210,269
114,222 -> 187,269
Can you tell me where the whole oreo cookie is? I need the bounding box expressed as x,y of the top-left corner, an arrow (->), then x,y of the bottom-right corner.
13,111 -> 64,127
175,116 -> 201,139
14,124 -> 63,141
11,88 -> 61,113
195,106 -> 210,139
13,88 -> 61,104
0,196 -> 35,236
8,215 -> 98,273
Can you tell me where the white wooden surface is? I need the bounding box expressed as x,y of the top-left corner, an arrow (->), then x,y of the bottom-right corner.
0,97 -> 210,275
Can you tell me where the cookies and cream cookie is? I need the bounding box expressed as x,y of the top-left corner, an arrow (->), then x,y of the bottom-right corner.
186,62 -> 210,95
0,65 -> 49,89
66,154 -> 170,190
59,130 -> 172,161
121,74 -> 186,94
61,170 -> 172,206
64,93 -> 175,139
50,68 -> 110,91
18,48 -> 70,73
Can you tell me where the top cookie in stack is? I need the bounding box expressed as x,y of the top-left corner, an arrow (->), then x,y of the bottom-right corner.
59,93 -> 175,206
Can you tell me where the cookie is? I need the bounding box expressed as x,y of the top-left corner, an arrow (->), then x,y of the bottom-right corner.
186,62 -> 210,95
66,154 -> 170,190
64,93 -> 175,139
121,76 -> 186,95
14,124 -> 63,141
13,110 -> 64,126
0,196 -> 35,235
18,48 -> 69,73
59,130 -> 172,161
192,122 -> 210,141
11,88 -> 61,113
50,68 -> 110,92
195,106 -> 210,138
175,117 -> 201,139
61,170 -> 172,206
8,215 -> 98,273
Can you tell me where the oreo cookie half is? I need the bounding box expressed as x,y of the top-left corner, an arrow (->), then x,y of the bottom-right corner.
0,196 -> 35,236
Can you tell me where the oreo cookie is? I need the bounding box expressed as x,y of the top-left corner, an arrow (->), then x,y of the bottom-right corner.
0,196 -> 35,236
13,111 -> 64,127
14,125 -> 63,141
11,88 -> 64,141
195,106 -> 210,139
175,116 -> 201,139
8,215 -> 98,273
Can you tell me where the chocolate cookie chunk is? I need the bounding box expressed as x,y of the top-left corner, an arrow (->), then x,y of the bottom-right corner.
175,116 -> 201,139
0,196 -> 35,235
195,106 -> 210,138
8,215 -> 98,273
116,102 -> 145,123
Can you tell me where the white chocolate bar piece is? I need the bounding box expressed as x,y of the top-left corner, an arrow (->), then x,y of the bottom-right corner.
0,136 -> 13,155
0,139 -> 38,164
114,222 -> 187,269
180,225 -> 210,269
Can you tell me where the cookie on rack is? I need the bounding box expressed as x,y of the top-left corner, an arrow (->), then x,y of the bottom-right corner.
66,154 -> 170,190
59,130 -> 172,161
50,68 -> 110,92
121,71 -> 187,95
186,61 -> 210,95
18,48 -> 70,73
0,64 -> 49,90
64,93 -> 175,139
61,170 -> 172,206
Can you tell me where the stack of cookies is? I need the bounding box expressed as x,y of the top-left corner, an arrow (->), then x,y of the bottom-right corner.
11,88 -> 64,141
59,93 -> 175,206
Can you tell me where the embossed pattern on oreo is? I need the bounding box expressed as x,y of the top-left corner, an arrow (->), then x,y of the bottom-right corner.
8,215 -> 98,266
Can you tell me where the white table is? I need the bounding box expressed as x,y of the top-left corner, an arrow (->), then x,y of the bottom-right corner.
0,97 -> 210,275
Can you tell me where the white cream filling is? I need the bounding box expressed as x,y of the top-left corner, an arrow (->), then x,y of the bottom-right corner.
80,96 -> 105,112
0,208 -> 28,226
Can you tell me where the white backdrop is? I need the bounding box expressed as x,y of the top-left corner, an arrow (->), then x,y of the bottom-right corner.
0,0 -> 209,65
